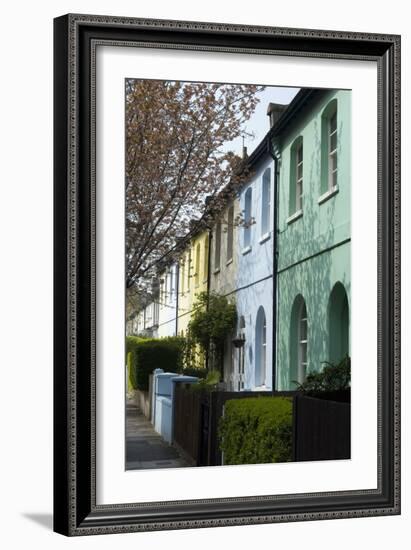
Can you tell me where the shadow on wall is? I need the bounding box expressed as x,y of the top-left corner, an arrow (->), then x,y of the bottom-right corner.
277,116 -> 350,389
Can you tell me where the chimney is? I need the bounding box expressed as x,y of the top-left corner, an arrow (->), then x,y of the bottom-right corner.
242,145 -> 248,159
189,219 -> 198,232
267,103 -> 287,128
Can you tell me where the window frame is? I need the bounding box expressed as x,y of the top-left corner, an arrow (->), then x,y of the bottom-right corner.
328,109 -> 338,191
261,168 -> 271,238
203,234 -> 209,283
319,98 -> 339,202
298,300 -> 308,382
168,268 -> 173,303
243,187 -> 252,252
180,260 -> 185,295
214,221 -> 222,272
287,136 -> 304,223
295,141 -> 303,212
226,204 -> 234,262
194,243 -> 201,287
255,306 -> 267,387
187,251 -> 191,290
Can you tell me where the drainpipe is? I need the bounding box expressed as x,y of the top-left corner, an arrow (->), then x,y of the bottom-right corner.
267,135 -> 279,392
205,229 -> 212,371
175,263 -> 179,336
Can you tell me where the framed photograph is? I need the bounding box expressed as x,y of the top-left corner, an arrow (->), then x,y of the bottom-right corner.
53,14 -> 400,536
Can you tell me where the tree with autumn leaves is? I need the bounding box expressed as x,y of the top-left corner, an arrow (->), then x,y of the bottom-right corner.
126,79 -> 264,310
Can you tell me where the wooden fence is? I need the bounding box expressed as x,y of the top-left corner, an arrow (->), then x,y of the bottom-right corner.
173,386 -> 350,466
292,394 -> 351,461
173,386 -> 296,466
173,384 -> 209,466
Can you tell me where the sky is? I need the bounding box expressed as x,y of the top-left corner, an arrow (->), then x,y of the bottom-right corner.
223,86 -> 300,157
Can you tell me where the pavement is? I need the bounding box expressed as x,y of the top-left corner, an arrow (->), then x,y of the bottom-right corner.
126,400 -> 190,470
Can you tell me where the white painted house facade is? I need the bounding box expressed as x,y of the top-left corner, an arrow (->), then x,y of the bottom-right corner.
157,263 -> 178,337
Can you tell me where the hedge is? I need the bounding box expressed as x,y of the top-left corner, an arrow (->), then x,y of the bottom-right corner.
126,352 -> 133,392
126,336 -> 185,391
218,397 -> 293,465
126,336 -> 144,390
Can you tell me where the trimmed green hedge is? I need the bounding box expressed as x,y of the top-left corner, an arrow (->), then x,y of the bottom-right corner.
126,352 -> 133,392
126,336 -> 185,391
126,336 -> 144,390
218,397 -> 293,465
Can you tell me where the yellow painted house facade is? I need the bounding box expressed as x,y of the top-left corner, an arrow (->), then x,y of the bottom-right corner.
177,229 -> 210,336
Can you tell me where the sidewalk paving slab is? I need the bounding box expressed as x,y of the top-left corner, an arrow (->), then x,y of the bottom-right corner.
126,401 -> 190,470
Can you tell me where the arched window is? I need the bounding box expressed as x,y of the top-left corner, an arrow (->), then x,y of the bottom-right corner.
328,282 -> 349,363
243,187 -> 252,249
194,243 -> 200,287
261,168 -> 271,236
255,306 -> 267,387
321,99 -> 338,194
290,295 -> 308,385
289,137 -> 303,215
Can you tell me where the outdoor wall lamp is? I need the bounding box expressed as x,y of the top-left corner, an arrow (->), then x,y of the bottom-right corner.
232,335 -> 245,348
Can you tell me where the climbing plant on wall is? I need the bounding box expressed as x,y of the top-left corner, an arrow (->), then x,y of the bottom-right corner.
187,291 -> 237,377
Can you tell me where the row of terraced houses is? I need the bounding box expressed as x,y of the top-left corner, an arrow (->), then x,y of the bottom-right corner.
127,88 -> 351,392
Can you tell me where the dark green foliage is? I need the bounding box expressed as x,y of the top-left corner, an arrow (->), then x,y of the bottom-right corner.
126,352 -> 133,392
218,397 -> 293,465
126,336 -> 185,391
189,291 -> 237,347
126,336 -> 144,389
295,355 -> 351,396
187,291 -> 237,373
181,367 -> 208,379
188,370 -> 221,392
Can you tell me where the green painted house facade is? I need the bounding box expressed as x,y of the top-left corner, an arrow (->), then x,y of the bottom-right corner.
273,89 -> 351,390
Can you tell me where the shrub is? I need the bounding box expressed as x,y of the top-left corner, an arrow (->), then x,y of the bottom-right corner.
126,336 -> 144,390
218,397 -> 293,465
187,291 -> 237,373
126,336 -> 185,391
295,355 -> 351,397
181,366 -> 208,379
189,369 -> 221,392
188,292 -> 237,348
126,352 -> 133,392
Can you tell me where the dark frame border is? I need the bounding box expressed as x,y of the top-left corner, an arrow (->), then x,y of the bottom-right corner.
53,13 -> 401,536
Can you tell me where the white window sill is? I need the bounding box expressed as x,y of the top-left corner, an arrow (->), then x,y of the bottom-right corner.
318,185 -> 339,205
241,246 -> 252,255
259,232 -> 271,244
286,209 -> 303,224
213,268 -> 220,275
226,258 -> 233,266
